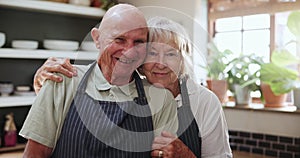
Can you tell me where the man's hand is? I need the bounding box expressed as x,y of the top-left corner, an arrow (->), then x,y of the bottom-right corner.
151,131 -> 196,158
34,57 -> 76,93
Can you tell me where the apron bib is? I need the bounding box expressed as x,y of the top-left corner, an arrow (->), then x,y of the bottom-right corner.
177,77 -> 201,157
51,62 -> 154,158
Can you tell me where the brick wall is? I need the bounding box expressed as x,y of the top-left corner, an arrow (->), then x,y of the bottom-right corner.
229,130 -> 300,158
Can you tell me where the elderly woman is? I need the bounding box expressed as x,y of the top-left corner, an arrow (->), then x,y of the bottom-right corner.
33,16 -> 232,158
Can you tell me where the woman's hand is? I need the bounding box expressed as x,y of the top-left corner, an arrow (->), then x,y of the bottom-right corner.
151,131 -> 196,158
33,57 -> 76,93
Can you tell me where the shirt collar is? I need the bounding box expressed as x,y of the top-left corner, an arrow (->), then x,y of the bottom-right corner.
92,64 -> 136,96
118,79 -> 136,96
93,64 -> 112,91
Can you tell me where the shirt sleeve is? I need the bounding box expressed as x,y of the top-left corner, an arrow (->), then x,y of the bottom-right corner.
19,73 -> 76,148
147,85 -> 178,137
188,81 -> 232,158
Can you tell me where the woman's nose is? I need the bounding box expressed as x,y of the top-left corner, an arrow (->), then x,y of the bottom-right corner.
156,55 -> 167,68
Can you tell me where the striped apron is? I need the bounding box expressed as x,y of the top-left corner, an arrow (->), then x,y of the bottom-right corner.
51,62 -> 154,158
177,77 -> 201,157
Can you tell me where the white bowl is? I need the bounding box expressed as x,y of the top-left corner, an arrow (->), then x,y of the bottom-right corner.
12,40 -> 39,49
0,32 -> 5,47
81,41 -> 98,52
0,82 -> 14,96
44,39 -> 79,51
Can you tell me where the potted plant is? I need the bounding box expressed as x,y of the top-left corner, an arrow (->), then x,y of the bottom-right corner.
260,49 -> 300,107
227,54 -> 263,105
204,42 -> 232,104
260,11 -> 300,108
287,11 -> 300,108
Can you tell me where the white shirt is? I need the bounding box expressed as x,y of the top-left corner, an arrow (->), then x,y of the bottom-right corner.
175,78 -> 232,158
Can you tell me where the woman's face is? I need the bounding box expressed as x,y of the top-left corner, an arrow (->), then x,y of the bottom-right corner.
142,41 -> 182,90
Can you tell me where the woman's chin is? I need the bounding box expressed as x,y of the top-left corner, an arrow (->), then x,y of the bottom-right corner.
152,82 -> 166,89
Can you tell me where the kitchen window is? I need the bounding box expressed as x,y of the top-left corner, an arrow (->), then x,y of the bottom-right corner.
212,10 -> 299,71
207,0 -> 300,102
213,14 -> 270,62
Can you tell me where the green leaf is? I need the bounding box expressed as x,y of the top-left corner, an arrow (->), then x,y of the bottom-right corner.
271,49 -> 300,66
287,11 -> 300,37
260,63 -> 299,94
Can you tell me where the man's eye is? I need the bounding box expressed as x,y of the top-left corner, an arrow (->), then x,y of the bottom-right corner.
115,38 -> 125,43
135,40 -> 145,44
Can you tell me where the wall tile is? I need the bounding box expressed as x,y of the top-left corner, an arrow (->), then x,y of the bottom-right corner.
266,135 -> 278,142
279,151 -> 293,158
252,133 -> 264,139
272,143 -> 285,150
239,132 -> 250,138
252,148 -> 263,155
259,141 -> 271,148
265,150 -> 278,157
228,130 -> 300,158
280,136 -> 293,144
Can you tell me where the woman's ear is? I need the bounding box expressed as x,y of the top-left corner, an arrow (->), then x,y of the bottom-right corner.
91,28 -> 100,49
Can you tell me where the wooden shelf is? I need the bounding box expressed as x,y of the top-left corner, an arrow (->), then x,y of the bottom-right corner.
0,96 -> 35,108
0,48 -> 98,60
0,144 -> 26,153
0,0 -> 105,19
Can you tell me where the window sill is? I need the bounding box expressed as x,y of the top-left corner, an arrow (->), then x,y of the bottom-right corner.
223,102 -> 300,114
223,102 -> 300,137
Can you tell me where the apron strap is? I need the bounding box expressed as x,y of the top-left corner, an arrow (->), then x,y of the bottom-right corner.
133,71 -> 148,105
77,61 -> 97,93
180,75 -> 191,107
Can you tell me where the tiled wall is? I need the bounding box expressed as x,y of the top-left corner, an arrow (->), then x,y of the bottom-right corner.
229,130 -> 300,158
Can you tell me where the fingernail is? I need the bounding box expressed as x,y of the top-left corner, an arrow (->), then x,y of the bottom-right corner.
73,69 -> 78,76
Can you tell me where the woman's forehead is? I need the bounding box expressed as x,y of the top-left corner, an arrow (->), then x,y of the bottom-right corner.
149,41 -> 179,50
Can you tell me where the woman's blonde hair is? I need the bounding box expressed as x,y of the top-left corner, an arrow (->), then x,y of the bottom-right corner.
146,16 -> 193,78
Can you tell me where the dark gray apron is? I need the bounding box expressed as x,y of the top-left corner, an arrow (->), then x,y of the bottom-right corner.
51,62 -> 154,158
177,76 -> 201,157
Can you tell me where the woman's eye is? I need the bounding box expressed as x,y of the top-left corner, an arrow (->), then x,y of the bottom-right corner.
147,51 -> 157,56
166,51 -> 178,57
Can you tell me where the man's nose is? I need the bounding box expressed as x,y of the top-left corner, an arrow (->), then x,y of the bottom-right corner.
123,41 -> 135,51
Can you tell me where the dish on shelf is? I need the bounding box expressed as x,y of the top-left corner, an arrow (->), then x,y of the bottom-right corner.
80,41 -> 98,52
14,91 -> 36,96
69,0 -> 90,6
43,39 -> 79,51
16,85 -> 31,92
12,40 -> 38,49
0,82 -> 14,97
0,32 -> 5,47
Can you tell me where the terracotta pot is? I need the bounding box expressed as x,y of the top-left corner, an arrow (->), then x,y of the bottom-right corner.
260,83 -> 288,107
206,79 -> 228,104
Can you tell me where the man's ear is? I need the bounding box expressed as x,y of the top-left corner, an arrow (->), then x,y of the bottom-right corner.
91,28 -> 100,49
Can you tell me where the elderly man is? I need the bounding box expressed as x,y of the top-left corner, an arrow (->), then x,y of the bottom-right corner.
20,4 -> 178,157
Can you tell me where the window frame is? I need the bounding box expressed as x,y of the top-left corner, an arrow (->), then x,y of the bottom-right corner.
208,0 -> 300,62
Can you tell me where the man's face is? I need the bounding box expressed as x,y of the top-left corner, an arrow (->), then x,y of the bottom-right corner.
97,28 -> 148,85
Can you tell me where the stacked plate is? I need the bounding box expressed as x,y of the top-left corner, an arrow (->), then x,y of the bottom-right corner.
43,39 -> 79,51
80,41 -> 98,52
12,40 -> 39,49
